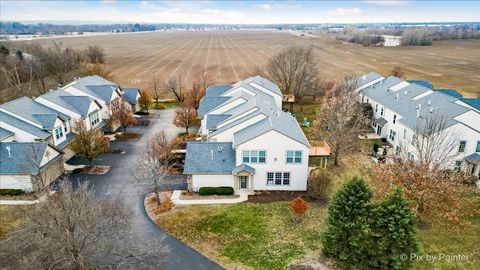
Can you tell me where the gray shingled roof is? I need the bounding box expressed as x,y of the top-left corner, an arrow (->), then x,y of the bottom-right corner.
86,85 -> 118,103
207,110 -> 265,139
198,96 -> 231,118
123,88 -> 140,105
242,76 -> 282,96
38,89 -> 96,117
362,76 -> 469,131
206,114 -> 232,130
0,142 -> 62,174
232,164 -> 255,175
1,97 -> 69,129
0,127 -> 14,141
459,98 -> 480,111
0,111 -> 51,139
183,142 -> 236,174
56,132 -> 78,149
374,117 -> 387,127
64,76 -> 119,103
357,72 -> 383,86
205,85 -> 232,97
233,110 -> 309,147
465,153 -> 480,163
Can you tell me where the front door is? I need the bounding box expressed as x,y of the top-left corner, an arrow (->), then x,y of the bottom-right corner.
240,176 -> 248,189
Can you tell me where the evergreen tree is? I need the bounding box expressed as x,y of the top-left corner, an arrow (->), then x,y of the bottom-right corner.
369,188 -> 419,270
321,177 -> 373,268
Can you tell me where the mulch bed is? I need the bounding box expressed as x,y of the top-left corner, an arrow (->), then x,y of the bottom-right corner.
114,132 -> 141,141
180,191 -> 239,200
73,165 -> 110,175
248,190 -> 316,203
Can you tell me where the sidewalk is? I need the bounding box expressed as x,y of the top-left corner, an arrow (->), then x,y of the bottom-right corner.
171,190 -> 248,205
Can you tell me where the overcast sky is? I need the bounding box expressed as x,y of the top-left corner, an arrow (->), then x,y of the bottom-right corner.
1,1 -> 479,24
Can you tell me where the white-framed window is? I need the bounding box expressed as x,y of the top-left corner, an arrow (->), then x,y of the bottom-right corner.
393,114 -> 397,124
458,140 -> 467,153
55,126 -> 64,139
267,171 -> 291,186
454,160 -> 462,171
476,141 -> 480,153
89,112 -> 100,126
64,124 -> 68,132
395,145 -> 401,156
403,129 -> 407,140
389,129 -> 396,141
408,152 -> 415,160
381,107 -> 384,116
375,104 -> 378,112
286,150 -> 302,164
242,150 -> 266,163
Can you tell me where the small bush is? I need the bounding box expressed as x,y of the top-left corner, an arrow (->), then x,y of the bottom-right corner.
0,189 -> 26,196
199,186 -> 234,196
153,198 -> 174,215
307,170 -> 332,201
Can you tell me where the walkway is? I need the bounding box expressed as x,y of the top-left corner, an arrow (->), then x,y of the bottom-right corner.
67,109 -> 223,270
171,190 -> 248,205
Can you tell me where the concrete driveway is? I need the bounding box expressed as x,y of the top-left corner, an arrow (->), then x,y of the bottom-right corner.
67,109 -> 223,270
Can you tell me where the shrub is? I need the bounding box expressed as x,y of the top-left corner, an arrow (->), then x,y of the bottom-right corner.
199,186 -> 234,196
153,198 -> 174,215
307,170 -> 332,201
0,189 -> 26,196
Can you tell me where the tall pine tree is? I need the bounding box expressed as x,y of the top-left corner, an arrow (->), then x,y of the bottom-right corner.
321,177 -> 373,268
369,188 -> 419,270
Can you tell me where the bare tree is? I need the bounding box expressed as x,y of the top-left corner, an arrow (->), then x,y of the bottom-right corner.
184,82 -> 205,113
0,181 -> 168,269
312,76 -> 370,166
138,90 -> 152,113
172,106 -> 199,134
267,46 -> 317,111
135,131 -> 175,206
241,65 -> 266,78
37,41 -> 80,85
390,66 -> 405,79
70,120 -> 110,167
403,114 -> 460,171
192,65 -> 214,93
110,99 -> 137,132
80,61 -> 114,81
164,74 -> 184,103
152,76 -> 161,109
85,45 -> 106,64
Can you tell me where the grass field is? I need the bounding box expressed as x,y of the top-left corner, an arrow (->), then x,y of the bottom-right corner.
30,30 -> 480,97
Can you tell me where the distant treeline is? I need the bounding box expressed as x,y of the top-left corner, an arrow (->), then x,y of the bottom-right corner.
334,25 -> 480,46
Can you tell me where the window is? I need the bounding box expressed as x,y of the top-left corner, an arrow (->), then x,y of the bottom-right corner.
381,107 -> 384,116
458,140 -> 467,153
393,114 -> 397,124
283,172 -> 290,185
389,129 -> 396,141
395,145 -> 401,156
454,160 -> 462,171
64,124 -> 68,132
55,126 -> 63,139
476,141 -> 480,153
267,172 -> 274,185
267,171 -> 291,186
408,152 -> 415,160
242,150 -> 266,163
89,112 -> 100,126
286,151 -> 302,164
403,129 -> 407,140
375,104 -> 378,112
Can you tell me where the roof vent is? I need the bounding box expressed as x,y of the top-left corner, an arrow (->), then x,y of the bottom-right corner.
395,93 -> 399,100
427,100 -> 431,106
217,146 -> 223,152
362,75 -> 366,80
418,104 -> 422,110
210,150 -> 214,161
404,90 -> 408,96
430,106 -> 434,113
416,108 -> 420,118
5,146 -> 11,157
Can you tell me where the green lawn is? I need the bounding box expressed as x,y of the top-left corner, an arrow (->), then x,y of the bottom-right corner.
150,101 -> 181,109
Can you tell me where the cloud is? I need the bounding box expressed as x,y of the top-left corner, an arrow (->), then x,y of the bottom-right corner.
327,7 -> 362,16
152,8 -> 244,23
363,1 -> 408,6
101,0 -> 117,4
253,3 -> 301,10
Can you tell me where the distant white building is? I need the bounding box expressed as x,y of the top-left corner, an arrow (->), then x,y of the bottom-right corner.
356,72 -> 480,178
184,76 -> 310,194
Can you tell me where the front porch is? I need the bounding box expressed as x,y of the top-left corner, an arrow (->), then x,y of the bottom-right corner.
232,164 -> 255,195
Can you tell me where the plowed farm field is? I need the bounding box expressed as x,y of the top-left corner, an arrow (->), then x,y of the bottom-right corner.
36,30 -> 480,97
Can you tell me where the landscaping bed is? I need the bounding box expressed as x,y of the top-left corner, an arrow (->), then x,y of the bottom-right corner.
73,165 -> 111,175
180,191 -> 239,200
114,132 -> 141,141
248,190 -> 315,203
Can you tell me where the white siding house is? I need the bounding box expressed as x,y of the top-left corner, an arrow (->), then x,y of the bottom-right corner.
185,76 -> 310,194
356,73 -> 480,178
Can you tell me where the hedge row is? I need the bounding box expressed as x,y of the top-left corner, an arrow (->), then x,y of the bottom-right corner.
199,186 -> 234,196
0,189 -> 26,196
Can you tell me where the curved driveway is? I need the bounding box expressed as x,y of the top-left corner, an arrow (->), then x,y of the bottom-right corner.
68,109 -> 223,270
